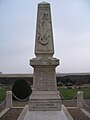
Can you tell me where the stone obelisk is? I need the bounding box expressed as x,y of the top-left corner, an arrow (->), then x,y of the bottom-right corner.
29,1 -> 61,111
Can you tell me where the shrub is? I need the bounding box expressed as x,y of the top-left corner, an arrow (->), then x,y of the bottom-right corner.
12,79 -> 32,100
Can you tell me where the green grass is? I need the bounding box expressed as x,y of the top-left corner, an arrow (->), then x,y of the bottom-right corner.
0,87 -> 6,102
82,87 -> 90,99
58,88 -> 76,100
58,87 -> 90,100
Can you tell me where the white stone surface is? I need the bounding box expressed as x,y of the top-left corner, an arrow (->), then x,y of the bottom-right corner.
81,108 -> 90,118
6,91 -> 12,108
24,110 -> 68,120
77,91 -> 83,108
17,105 -> 29,120
0,108 -> 10,118
62,105 -> 74,120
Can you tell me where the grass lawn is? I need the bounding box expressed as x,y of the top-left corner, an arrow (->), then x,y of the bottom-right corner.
58,87 -> 90,100
82,87 -> 90,99
0,86 -> 6,102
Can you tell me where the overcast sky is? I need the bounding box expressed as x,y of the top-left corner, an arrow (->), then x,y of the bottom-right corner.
0,0 -> 90,74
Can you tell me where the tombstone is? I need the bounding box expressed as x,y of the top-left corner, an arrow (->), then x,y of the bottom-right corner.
29,1 -> 61,111
77,91 -> 83,108
6,91 -> 12,108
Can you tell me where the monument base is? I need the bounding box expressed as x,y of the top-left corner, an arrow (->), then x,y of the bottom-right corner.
24,110 -> 68,120
29,91 -> 61,111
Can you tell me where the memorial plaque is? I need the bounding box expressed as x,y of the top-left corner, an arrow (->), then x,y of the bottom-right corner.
29,99 -> 61,111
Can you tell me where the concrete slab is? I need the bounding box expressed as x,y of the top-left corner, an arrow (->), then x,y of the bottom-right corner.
17,105 -> 29,120
24,110 -> 68,120
81,108 -> 90,118
0,108 -> 10,118
62,105 -> 74,120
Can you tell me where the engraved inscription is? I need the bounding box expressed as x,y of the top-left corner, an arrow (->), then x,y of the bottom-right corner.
29,100 -> 61,111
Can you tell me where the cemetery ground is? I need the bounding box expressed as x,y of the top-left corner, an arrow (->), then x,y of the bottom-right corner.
0,84 -> 90,120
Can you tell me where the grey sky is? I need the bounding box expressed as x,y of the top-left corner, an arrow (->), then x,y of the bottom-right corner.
0,0 -> 90,73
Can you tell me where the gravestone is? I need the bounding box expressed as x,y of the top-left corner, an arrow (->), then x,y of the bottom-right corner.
29,1 -> 61,111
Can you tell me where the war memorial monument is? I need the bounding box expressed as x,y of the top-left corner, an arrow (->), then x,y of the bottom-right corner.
0,2 -> 90,120
23,2 -> 68,120
29,1 -> 61,111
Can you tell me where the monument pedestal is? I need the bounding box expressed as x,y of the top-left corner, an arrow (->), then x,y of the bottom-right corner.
29,56 -> 61,111
24,110 -> 68,120
29,91 -> 61,111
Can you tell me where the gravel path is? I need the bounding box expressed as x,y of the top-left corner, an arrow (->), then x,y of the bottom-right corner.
83,99 -> 90,113
0,107 -> 5,113
62,99 -> 90,113
13,100 -> 28,107
0,102 -> 6,113
0,108 -> 23,120
68,108 -> 90,120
